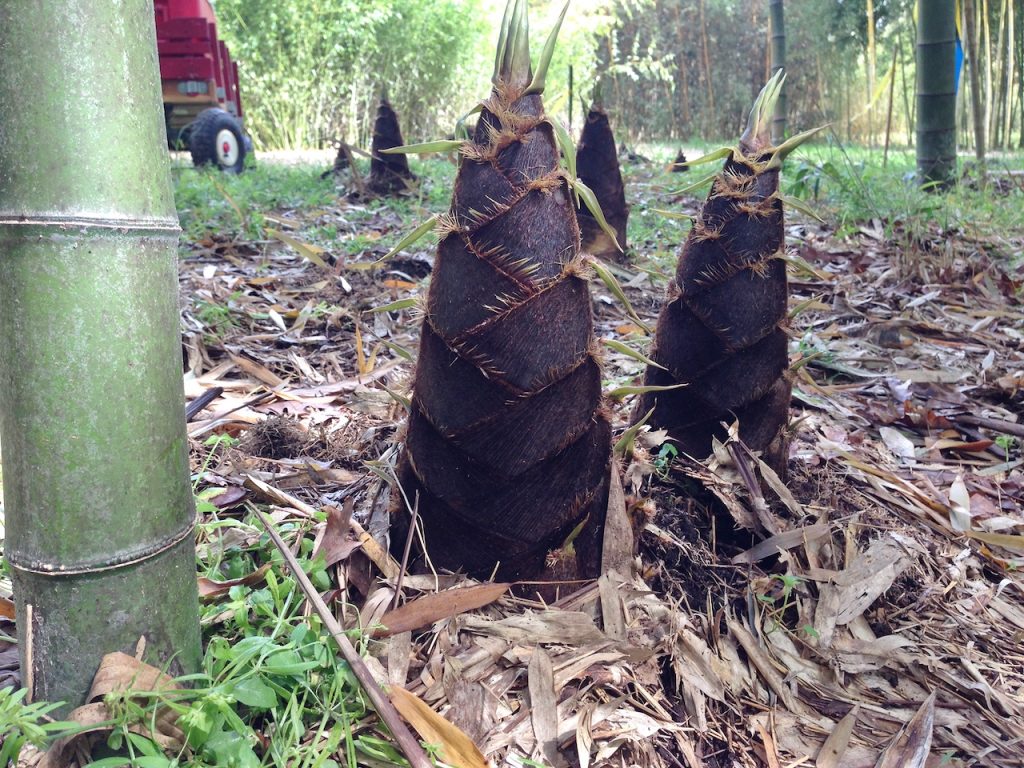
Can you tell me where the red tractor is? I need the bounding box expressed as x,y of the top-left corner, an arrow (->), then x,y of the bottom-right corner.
154,0 -> 250,172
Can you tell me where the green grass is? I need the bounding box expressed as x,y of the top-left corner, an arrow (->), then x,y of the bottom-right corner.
171,156 -> 456,257
630,139 -> 1024,267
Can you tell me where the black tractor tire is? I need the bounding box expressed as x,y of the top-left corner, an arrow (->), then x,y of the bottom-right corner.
189,108 -> 247,173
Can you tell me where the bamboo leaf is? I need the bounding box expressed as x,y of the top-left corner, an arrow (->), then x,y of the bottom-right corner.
589,257 -> 652,334
269,229 -> 329,269
780,194 -> 825,223
547,117 -> 577,200
380,338 -> 414,361
492,0 -> 516,85
455,103 -> 484,140
572,178 -> 623,252
782,253 -> 835,281
788,295 -> 826,320
683,146 -> 733,168
380,384 -> 411,409
766,124 -> 830,169
389,686 -> 489,768
601,338 -> 666,370
381,140 -> 465,155
382,214 -> 439,261
614,406 -> 655,458
503,0 -> 530,88
964,530 -> 1024,553
742,69 -> 786,147
607,382 -> 687,399
672,171 -> 719,195
526,0 -> 571,95
370,297 -> 418,314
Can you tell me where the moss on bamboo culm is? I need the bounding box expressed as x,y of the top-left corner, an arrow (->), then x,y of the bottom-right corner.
393,0 -> 611,585
576,103 -> 628,260
368,97 -> 415,195
635,73 -> 816,473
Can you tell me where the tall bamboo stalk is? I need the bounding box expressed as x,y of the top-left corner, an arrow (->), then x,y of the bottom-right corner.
995,0 -> 1008,145
0,0 -> 201,710
1003,0 -> 1015,144
966,0 -> 989,162
984,0 -> 995,143
699,0 -> 715,134
917,0 -> 959,186
673,4 -> 692,131
884,45 -> 899,164
768,0 -> 787,142
900,37 -> 915,146
866,0 -> 878,145
1018,0 -> 1024,146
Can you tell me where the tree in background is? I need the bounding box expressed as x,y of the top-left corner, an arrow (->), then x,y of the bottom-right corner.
916,0 -> 958,186
965,0 -> 988,164
208,0 -> 1024,150
212,0 -> 486,149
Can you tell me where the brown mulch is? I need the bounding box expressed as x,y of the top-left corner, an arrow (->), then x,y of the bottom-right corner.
183,172 -> 1024,766
5,160 -> 1024,767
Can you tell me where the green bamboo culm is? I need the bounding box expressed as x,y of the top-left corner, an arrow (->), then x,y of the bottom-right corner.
915,0 -> 958,187
0,0 -> 201,712
768,0 -> 786,143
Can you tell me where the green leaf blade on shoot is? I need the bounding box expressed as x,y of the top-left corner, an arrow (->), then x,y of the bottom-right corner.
526,0 -> 571,95
672,171 -> 719,196
381,214 -> 439,262
547,117 -> 577,201
780,194 -> 825,223
607,382 -> 687,399
589,257 -> 651,335
492,0 -> 516,85
767,124 -> 830,169
380,140 -> 465,156
601,338 -> 666,370
614,406 -> 655,459
684,146 -> 734,168
572,178 -> 622,253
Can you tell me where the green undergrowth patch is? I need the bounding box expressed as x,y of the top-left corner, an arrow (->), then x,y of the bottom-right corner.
171,158 -> 457,254
172,163 -> 338,242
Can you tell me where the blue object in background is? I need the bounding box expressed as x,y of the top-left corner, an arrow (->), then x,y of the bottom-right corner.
955,35 -> 964,93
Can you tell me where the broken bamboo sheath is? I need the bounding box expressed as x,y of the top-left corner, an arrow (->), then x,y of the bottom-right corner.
0,0 -> 201,711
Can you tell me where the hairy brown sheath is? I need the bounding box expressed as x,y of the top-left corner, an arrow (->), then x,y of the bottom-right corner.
394,1 -> 611,583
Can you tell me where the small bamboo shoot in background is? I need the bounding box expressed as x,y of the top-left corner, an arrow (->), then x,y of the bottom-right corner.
368,96 -> 416,195
576,98 -> 629,261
